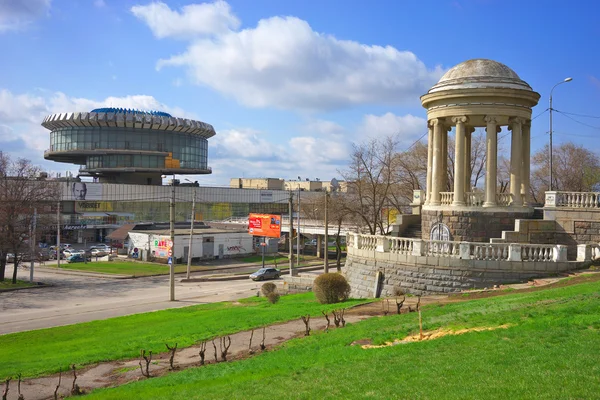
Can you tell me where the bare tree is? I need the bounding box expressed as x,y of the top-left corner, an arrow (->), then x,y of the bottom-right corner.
340,136 -> 399,235
0,153 -> 59,283
530,142 -> 600,204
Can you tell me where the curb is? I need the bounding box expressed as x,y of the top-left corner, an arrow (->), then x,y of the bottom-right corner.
0,282 -> 51,293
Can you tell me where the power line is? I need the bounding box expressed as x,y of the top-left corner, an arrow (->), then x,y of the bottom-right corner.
554,109 -> 600,119
554,110 -> 600,130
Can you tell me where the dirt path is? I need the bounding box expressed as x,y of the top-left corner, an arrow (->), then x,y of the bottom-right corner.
5,271 -> 599,400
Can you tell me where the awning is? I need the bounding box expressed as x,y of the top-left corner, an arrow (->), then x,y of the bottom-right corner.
106,224 -> 136,241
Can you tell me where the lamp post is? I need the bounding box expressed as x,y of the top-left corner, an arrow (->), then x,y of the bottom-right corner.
184,179 -> 196,280
549,77 -> 573,191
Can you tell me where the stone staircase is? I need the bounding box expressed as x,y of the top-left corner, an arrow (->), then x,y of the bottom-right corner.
402,222 -> 422,239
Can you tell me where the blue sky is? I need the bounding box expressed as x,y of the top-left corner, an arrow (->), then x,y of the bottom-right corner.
1,0 -> 599,185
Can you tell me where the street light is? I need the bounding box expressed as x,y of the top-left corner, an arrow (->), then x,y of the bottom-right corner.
549,77 -> 573,191
184,179 -> 196,280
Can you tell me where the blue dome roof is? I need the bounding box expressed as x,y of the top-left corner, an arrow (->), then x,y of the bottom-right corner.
90,107 -> 172,117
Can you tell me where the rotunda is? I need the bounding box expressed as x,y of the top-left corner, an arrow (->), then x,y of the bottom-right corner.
420,59 -> 540,242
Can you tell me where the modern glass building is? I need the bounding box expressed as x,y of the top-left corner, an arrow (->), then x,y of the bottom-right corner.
42,108 -> 216,185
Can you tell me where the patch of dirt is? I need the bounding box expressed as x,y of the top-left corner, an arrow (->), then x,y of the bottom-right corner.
353,324 -> 512,349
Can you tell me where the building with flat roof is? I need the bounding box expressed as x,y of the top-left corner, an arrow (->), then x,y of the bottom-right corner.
42,108 -> 216,185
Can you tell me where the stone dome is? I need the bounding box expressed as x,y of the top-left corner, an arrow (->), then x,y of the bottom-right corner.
428,59 -> 532,93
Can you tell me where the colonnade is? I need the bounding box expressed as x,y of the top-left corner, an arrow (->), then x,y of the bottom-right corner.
425,116 -> 531,208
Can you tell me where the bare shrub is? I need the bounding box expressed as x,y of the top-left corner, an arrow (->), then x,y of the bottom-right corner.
301,315 -> 311,336
2,377 -> 10,400
266,291 -> 280,304
139,350 -> 152,377
71,364 -> 83,396
332,309 -> 346,327
198,341 -> 207,366
165,343 -> 178,370
219,336 -> 232,361
53,369 -> 62,400
313,273 -> 350,304
261,282 -> 277,297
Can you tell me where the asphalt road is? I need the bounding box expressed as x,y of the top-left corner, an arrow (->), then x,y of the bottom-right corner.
0,266 -> 266,335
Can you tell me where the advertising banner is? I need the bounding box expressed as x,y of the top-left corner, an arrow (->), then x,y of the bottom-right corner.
248,213 -> 281,238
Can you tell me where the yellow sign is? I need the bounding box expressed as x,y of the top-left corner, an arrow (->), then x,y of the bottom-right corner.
75,201 -> 114,212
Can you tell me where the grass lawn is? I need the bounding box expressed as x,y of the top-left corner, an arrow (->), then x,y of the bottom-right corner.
0,279 -> 36,291
0,292 -> 369,379
48,261 -> 213,277
86,277 -> 600,399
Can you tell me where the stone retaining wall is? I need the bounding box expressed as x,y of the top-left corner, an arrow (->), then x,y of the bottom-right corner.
422,209 -> 533,242
345,252 -> 580,298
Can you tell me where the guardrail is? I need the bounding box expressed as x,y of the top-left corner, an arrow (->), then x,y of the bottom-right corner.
347,232 -> 569,262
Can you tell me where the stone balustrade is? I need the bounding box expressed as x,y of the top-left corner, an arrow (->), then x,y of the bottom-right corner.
465,192 -> 484,206
440,192 -> 453,205
545,191 -> 600,208
438,191 -> 515,207
347,232 -> 568,263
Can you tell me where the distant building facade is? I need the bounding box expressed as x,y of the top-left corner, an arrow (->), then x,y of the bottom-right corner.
231,177 -> 353,192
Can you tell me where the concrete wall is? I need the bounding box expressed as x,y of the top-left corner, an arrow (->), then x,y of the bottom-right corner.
344,249 -> 580,298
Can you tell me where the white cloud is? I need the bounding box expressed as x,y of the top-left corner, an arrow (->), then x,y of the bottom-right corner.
131,1 -> 239,39
133,1 -> 443,111
0,0 -> 51,32
359,112 -> 426,146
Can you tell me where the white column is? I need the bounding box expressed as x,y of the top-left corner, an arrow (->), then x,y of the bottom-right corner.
521,120 -> 531,205
509,117 -> 523,206
464,127 -> 474,192
430,118 -> 444,206
441,125 -> 448,192
483,116 -> 499,207
426,121 -> 434,205
452,116 -> 467,206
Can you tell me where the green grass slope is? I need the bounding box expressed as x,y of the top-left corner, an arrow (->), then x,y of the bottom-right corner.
0,293 -> 368,378
86,278 -> 600,400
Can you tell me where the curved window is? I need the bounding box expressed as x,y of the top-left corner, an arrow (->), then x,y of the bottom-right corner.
50,127 -> 209,169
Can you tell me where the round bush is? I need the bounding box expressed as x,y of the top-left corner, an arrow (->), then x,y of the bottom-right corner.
266,291 -> 280,304
313,273 -> 350,304
261,282 -> 277,297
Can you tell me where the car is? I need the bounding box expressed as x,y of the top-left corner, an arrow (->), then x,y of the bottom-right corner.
61,244 -> 73,250
249,268 -> 280,281
67,254 -> 85,263
90,248 -> 107,257
62,249 -> 76,258
49,250 -> 65,260
91,244 -> 111,253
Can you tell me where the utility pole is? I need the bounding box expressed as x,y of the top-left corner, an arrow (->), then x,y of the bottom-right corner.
288,190 -> 295,276
29,208 -> 37,282
324,191 -> 329,273
169,177 -> 175,301
296,187 -> 301,268
56,200 -> 61,269
549,77 -> 573,191
186,189 -> 196,280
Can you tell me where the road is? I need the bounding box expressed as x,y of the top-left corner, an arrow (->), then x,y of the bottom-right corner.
0,266 -> 266,335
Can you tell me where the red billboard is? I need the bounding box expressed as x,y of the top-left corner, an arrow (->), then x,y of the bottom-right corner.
248,213 -> 281,238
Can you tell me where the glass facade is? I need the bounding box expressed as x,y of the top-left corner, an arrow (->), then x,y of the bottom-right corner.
49,126 -> 208,170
